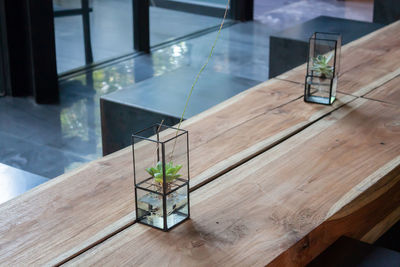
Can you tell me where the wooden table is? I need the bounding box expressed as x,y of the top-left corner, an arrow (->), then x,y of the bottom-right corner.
1,21 -> 400,266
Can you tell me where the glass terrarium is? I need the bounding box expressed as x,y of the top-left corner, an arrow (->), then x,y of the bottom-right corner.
132,124 -> 190,231
304,32 -> 341,105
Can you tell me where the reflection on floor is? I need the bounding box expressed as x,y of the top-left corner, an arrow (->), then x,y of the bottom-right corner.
0,0 -> 373,179
255,0 -> 373,29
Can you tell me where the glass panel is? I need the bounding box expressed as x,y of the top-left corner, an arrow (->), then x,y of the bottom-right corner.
164,130 -> 189,184
54,15 -> 85,73
150,5 -> 227,47
136,187 -> 164,229
166,186 -> 189,229
90,0 -> 133,62
53,0 -> 134,73
190,0 -> 226,5
54,0 -> 232,73
133,129 -> 164,229
307,38 -> 337,79
306,76 -> 334,105
132,131 -> 160,188
53,0 -> 82,10
164,127 -> 189,230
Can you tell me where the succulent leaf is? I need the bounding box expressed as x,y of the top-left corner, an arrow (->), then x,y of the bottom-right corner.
311,52 -> 334,78
156,161 -> 162,172
147,161 -> 183,183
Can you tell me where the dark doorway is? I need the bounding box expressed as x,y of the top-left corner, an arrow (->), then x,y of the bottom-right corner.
0,0 -> 8,96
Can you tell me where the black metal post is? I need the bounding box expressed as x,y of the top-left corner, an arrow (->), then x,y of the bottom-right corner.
0,0 -> 10,96
2,0 -> 59,103
2,0 -> 33,97
27,0 -> 59,103
82,0 -> 93,64
133,0 -> 150,52
230,0 -> 253,22
161,142 -> 168,231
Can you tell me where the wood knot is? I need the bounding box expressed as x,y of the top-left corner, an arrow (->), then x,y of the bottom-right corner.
191,240 -> 205,248
302,238 -> 310,249
98,161 -> 112,167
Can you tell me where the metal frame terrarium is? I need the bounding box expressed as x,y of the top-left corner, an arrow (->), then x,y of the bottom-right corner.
304,32 -> 342,105
131,0 -> 230,232
132,124 -> 190,231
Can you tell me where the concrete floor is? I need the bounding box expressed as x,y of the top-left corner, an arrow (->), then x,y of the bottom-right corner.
0,0 -> 374,179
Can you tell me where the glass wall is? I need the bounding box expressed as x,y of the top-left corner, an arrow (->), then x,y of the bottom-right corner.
190,0 -> 227,5
150,5 -> 226,47
53,0 -> 134,74
53,0 -> 230,74
149,0 -> 230,47
87,0 -> 133,62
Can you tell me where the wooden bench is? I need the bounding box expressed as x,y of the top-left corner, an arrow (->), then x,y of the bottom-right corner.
0,20 -> 399,266
1,76 -> 355,266
65,97 -> 400,266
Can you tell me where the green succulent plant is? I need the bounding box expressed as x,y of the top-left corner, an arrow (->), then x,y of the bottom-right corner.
146,161 -> 182,183
311,53 -> 334,79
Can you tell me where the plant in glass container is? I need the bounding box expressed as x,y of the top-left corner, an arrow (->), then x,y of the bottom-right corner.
311,53 -> 334,78
132,0 -> 230,231
146,161 -> 183,192
305,32 -> 341,105
133,124 -> 190,231
310,53 -> 334,94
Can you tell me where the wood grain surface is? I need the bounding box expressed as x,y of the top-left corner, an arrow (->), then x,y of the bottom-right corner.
364,75 -> 400,106
0,79 -> 354,266
65,98 -> 400,266
1,19 -> 399,267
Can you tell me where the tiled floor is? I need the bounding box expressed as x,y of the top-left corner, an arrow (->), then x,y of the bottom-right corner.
0,0 -> 374,179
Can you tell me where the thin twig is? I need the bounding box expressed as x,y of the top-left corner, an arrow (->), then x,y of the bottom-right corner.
169,0 -> 230,162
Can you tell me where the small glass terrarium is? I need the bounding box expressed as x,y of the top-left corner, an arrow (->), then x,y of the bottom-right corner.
304,32 -> 341,105
132,124 -> 190,231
